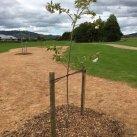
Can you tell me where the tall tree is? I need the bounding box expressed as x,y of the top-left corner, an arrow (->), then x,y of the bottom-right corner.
104,14 -> 122,41
94,17 -> 105,41
74,22 -> 93,42
74,17 -> 105,42
61,32 -> 71,40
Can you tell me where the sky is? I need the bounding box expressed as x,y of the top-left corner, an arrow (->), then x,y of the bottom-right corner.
0,0 -> 137,35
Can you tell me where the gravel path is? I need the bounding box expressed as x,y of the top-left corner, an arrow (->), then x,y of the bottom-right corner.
105,44 -> 137,50
0,47 -> 137,135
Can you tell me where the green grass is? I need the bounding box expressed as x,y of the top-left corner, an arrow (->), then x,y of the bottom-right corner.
111,37 -> 137,47
0,41 -> 69,53
0,41 -> 137,87
78,37 -> 137,47
62,43 -> 137,87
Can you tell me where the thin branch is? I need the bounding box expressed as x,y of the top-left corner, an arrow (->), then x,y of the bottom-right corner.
65,12 -> 74,22
78,8 -> 85,16
76,6 -> 80,16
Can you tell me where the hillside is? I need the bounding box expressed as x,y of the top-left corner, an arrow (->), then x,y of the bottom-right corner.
124,32 -> 137,38
0,31 -> 60,40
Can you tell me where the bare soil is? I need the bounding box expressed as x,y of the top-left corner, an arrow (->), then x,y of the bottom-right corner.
0,47 -> 137,135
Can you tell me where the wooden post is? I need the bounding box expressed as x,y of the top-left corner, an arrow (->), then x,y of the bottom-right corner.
49,72 -> 56,137
81,65 -> 86,115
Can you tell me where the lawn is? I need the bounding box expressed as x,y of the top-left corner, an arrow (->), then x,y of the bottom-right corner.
0,41 -> 137,87
62,43 -> 137,87
111,37 -> 137,47
0,41 -> 69,53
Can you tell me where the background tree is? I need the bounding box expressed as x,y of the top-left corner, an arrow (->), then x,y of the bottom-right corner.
94,17 -> 105,41
73,15 -> 122,42
104,14 -> 122,41
60,32 -> 71,40
73,18 -> 104,42
74,22 -> 93,42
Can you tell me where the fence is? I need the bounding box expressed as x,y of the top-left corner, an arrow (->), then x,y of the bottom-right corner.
49,65 -> 86,137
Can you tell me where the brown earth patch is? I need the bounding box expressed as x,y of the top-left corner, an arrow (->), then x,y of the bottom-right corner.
0,47 -> 137,135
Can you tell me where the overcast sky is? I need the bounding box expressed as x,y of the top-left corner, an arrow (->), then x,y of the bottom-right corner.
0,0 -> 137,35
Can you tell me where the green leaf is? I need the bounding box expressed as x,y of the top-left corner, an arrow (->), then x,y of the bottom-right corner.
92,0 -> 97,2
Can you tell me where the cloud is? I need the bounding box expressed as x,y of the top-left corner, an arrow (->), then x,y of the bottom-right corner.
92,0 -> 137,34
0,0 -> 137,35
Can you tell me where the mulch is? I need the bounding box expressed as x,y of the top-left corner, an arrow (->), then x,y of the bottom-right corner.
1,105 -> 128,137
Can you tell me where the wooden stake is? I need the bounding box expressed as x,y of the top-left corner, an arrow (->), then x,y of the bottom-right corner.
49,72 -> 56,137
81,65 -> 86,115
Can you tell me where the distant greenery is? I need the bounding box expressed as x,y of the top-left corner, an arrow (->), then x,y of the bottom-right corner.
0,41 -> 69,53
61,43 -> 137,87
104,14 -> 122,41
58,14 -> 122,42
59,32 -> 71,41
113,38 -> 137,47
59,14 -> 122,42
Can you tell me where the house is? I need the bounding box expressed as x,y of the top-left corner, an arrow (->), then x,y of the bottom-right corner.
0,34 -> 18,41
